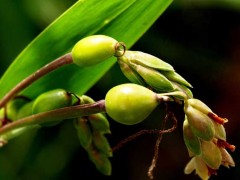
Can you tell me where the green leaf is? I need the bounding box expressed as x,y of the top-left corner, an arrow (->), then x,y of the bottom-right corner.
0,0 -> 173,100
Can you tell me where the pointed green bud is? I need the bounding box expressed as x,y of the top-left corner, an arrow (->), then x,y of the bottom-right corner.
72,35 -> 120,67
220,148 -> 235,168
187,98 -> 212,115
74,117 -> 92,150
172,82 -> 193,99
194,156 -> 210,180
184,104 -> 215,141
161,71 -> 193,88
183,118 -> 201,155
118,60 -> 146,85
92,132 -> 112,157
87,145 -> 112,176
201,140 -> 222,169
105,84 -> 158,125
131,64 -> 175,92
118,51 -> 174,71
213,122 -> 226,141
88,113 -> 111,134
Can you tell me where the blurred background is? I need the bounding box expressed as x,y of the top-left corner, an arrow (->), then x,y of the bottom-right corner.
0,0 -> 239,179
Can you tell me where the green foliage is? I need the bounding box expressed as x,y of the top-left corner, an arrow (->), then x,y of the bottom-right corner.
0,0 -> 172,100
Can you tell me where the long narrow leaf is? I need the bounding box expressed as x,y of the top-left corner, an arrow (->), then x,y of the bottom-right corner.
0,0 -> 173,99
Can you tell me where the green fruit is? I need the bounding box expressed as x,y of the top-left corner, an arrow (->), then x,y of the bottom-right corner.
17,101 -> 34,119
32,89 -> 72,126
6,98 -> 28,121
32,89 -> 72,113
72,35 -> 118,67
105,83 -> 158,125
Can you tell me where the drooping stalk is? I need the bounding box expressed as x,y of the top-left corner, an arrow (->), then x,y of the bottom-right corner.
0,100 -> 105,136
0,53 -> 73,108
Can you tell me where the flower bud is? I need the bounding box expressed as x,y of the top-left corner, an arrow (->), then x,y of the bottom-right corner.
105,84 -> 158,125
187,98 -> 212,115
131,64 -> 175,92
72,35 -> 119,67
92,132 -> 112,157
74,117 -> 92,149
88,113 -> 111,134
118,60 -> 146,85
220,148 -> 235,168
161,71 -> 192,88
200,140 -> 222,169
118,51 -> 174,71
213,122 -> 226,141
87,145 -> 112,176
184,100 -> 215,141
183,118 -> 201,155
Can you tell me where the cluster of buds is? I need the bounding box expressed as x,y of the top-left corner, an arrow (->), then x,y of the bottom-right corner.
117,51 -> 193,99
183,98 -> 235,179
74,95 -> 112,176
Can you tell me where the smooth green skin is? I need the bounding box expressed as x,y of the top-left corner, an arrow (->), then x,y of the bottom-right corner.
6,98 -> 28,121
74,117 -> 93,150
185,105 -> 215,141
105,83 -> 158,125
17,101 -> 34,119
32,89 -> 72,113
183,119 -> 201,155
32,89 -> 72,126
72,35 -> 118,67
201,140 -> 222,169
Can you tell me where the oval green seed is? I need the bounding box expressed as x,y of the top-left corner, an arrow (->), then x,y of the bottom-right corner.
32,89 -> 72,113
32,89 -> 72,126
105,83 -> 158,125
72,35 -> 118,67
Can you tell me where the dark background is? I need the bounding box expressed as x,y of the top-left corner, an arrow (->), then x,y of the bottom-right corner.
0,0 -> 239,179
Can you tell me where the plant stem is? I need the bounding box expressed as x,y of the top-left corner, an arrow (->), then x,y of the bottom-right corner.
0,100 -> 105,136
0,53 -> 73,108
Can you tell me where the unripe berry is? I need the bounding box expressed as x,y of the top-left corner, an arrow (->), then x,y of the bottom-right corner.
105,84 -> 158,125
32,89 -> 72,126
32,89 -> 72,113
72,35 -> 119,67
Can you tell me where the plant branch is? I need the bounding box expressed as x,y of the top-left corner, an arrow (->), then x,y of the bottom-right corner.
0,53 -> 73,108
0,100 -> 105,136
